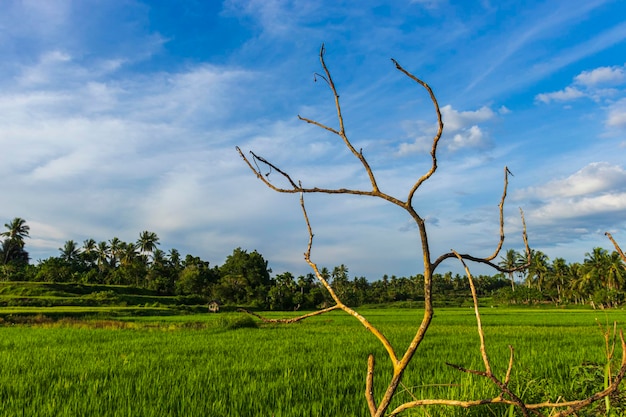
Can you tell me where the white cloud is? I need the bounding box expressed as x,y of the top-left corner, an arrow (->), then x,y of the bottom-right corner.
397,135 -> 432,155
498,105 -> 511,115
518,162 -> 626,199
449,125 -> 487,151
514,163 -> 626,244
16,50 -> 73,87
440,104 -> 495,131
535,86 -> 585,104
397,104 -> 496,155
575,65 -> 626,86
606,99 -> 626,128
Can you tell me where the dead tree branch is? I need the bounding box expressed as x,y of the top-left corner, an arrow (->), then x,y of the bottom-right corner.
236,45 -> 624,416
237,305 -> 340,323
606,232 -> 626,262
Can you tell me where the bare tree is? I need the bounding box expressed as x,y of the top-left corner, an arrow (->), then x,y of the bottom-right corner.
237,45 -> 626,417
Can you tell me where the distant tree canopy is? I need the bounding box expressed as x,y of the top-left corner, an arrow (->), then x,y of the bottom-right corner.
1,217 -> 30,265
0,218 -> 625,309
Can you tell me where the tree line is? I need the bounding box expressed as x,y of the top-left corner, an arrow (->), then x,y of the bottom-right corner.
1,218 -> 625,309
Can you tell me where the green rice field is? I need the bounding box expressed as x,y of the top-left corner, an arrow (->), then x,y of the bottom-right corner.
0,308 -> 625,416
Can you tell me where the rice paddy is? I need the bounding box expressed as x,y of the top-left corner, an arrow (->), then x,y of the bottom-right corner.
0,307 -> 625,416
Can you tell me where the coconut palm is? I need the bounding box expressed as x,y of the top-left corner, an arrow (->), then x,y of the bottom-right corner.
499,249 -> 522,290
119,242 -> 139,267
546,257 -> 570,303
168,248 -> 181,269
1,218 -> 30,247
96,241 -> 110,271
137,231 -> 160,257
582,247 -> 610,290
525,250 -> 549,291
59,240 -> 80,263
108,237 -> 122,268
1,218 -> 30,264
81,238 -> 97,267
569,262 -> 592,303
152,248 -> 166,267
606,250 -> 626,291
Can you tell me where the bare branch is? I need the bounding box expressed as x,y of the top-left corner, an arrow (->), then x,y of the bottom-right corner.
504,345 -> 514,386
483,166 -> 510,261
366,354 -> 377,416
391,58 -> 443,206
311,44 -> 380,192
299,193 -> 400,365
238,305 -> 340,323
432,205 -> 531,274
452,250 -> 491,374
606,232 -> 626,262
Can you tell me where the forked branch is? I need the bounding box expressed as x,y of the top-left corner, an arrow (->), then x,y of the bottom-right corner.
236,46 -> 622,417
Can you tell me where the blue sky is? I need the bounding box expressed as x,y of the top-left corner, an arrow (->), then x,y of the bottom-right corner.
1,0 -> 625,279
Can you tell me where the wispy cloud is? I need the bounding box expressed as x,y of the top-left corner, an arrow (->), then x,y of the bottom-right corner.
466,0 -> 615,91
606,98 -> 626,128
535,86 -> 585,104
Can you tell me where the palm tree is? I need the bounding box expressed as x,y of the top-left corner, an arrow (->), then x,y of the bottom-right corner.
569,262 -> 590,304
606,250 -> 626,291
83,238 -> 96,252
1,218 -> 30,265
1,218 -> 30,248
119,242 -> 138,267
81,238 -> 97,267
108,237 -> 121,268
583,247 -> 610,290
59,240 -> 80,263
499,249 -> 521,291
152,248 -> 166,267
525,250 -> 549,292
168,248 -> 181,269
549,257 -> 570,303
137,231 -> 160,258
96,241 -> 110,272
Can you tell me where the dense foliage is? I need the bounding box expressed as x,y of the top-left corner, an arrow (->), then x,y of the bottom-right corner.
1,218 -> 625,309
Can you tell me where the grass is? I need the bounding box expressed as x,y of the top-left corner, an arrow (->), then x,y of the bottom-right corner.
0,308 -> 625,416
0,281 -> 209,317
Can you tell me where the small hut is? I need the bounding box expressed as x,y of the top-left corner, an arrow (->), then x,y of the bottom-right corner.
208,300 -> 221,313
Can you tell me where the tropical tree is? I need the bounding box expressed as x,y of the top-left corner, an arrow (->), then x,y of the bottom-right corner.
569,262 -> 592,304
583,247 -> 610,291
108,237 -> 122,268
218,247 -> 272,305
81,238 -> 97,267
525,249 -> 549,292
137,231 -> 160,263
499,249 -> 521,290
96,241 -> 110,272
606,250 -> 626,291
168,248 -> 181,269
119,242 -> 139,267
59,240 -> 80,263
1,217 -> 30,247
1,217 -> 30,265
549,257 -> 570,303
